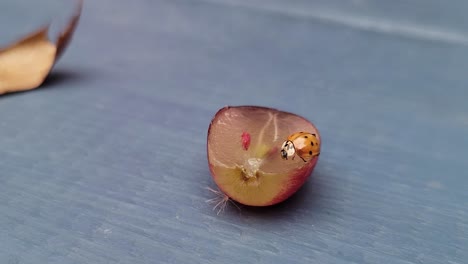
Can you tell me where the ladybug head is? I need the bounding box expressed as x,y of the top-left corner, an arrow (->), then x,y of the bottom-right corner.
280,140 -> 295,160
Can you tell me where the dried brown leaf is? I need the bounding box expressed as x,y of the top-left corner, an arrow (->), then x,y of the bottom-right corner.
0,0 -> 83,95
56,0 -> 83,60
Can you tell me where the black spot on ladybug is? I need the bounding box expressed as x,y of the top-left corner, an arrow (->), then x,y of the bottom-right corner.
311,142 -> 314,146
304,136 -> 308,138
309,151 -> 312,155
312,133 -> 316,137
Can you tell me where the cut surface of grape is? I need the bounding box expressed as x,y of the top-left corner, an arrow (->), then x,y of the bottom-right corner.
207,106 -> 320,206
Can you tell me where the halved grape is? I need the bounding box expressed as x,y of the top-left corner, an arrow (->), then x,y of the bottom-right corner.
207,106 -> 320,206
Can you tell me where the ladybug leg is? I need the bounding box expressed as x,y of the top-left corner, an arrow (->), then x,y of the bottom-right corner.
300,156 -> 306,162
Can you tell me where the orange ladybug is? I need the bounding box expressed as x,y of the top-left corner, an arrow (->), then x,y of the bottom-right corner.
280,132 -> 320,162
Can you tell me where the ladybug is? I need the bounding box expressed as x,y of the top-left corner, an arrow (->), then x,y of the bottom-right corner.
280,132 -> 320,162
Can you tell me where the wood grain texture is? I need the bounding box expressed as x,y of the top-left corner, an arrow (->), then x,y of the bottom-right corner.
1,0 -> 467,263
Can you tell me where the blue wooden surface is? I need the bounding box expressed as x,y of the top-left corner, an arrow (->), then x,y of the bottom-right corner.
1,0 -> 467,263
